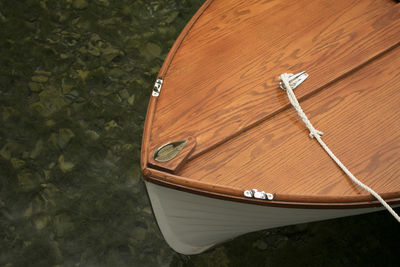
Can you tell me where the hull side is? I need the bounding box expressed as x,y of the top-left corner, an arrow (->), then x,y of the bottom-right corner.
145,181 -> 387,255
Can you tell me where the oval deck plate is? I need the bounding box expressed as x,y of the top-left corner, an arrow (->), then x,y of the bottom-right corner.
153,140 -> 188,162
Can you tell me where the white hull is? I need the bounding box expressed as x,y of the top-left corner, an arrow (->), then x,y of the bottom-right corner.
145,181 -> 387,255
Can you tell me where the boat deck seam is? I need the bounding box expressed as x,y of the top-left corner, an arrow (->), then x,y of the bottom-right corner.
184,41 -> 400,163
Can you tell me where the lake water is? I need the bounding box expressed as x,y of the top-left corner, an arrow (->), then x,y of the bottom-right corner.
0,0 -> 399,266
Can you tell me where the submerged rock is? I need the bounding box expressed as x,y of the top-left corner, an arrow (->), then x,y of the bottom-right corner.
10,157 -> 25,169
57,128 -> 75,149
58,155 -> 74,173
34,215 -> 51,230
85,130 -> 100,140
132,227 -> 147,241
141,43 -> 162,61
31,75 -> 48,83
73,0 -> 88,10
29,81 -> 42,92
30,139 -> 43,159
252,240 -> 268,250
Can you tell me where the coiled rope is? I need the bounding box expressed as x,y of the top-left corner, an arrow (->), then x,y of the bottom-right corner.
279,73 -> 400,223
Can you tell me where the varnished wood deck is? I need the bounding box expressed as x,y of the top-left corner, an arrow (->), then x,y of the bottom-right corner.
141,0 -> 400,207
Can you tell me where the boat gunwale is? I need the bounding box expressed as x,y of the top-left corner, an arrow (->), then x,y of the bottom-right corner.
142,167 -> 400,209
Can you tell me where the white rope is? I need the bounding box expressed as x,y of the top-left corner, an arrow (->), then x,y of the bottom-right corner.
279,73 -> 400,223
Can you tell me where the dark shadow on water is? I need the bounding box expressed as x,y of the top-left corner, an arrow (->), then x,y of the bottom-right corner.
174,209 -> 400,267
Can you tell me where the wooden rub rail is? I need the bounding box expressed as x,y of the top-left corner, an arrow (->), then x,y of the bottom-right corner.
143,167 -> 400,209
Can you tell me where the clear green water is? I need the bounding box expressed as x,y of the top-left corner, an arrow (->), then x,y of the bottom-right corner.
0,1 -> 399,266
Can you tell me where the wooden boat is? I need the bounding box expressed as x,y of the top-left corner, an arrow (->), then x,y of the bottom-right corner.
141,0 -> 400,255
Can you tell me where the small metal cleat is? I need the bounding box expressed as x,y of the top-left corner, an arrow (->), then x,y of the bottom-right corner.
280,71 -> 308,91
152,78 -> 163,97
265,193 -> 274,200
253,191 -> 267,200
243,190 -> 253,198
244,188 -> 274,200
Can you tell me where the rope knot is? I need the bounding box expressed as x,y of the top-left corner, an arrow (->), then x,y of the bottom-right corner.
279,73 -> 324,139
309,129 -> 323,139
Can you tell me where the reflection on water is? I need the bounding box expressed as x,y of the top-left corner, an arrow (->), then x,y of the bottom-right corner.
0,1 -> 399,266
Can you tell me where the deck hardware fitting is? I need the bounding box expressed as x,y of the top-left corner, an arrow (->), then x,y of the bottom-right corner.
243,189 -> 274,200
153,140 -> 187,162
279,71 -> 308,91
243,190 -> 253,198
152,78 -> 163,97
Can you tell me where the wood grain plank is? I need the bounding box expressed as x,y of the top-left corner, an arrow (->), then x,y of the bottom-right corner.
178,45 -> 400,202
148,0 -> 400,162
141,0 -> 215,171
